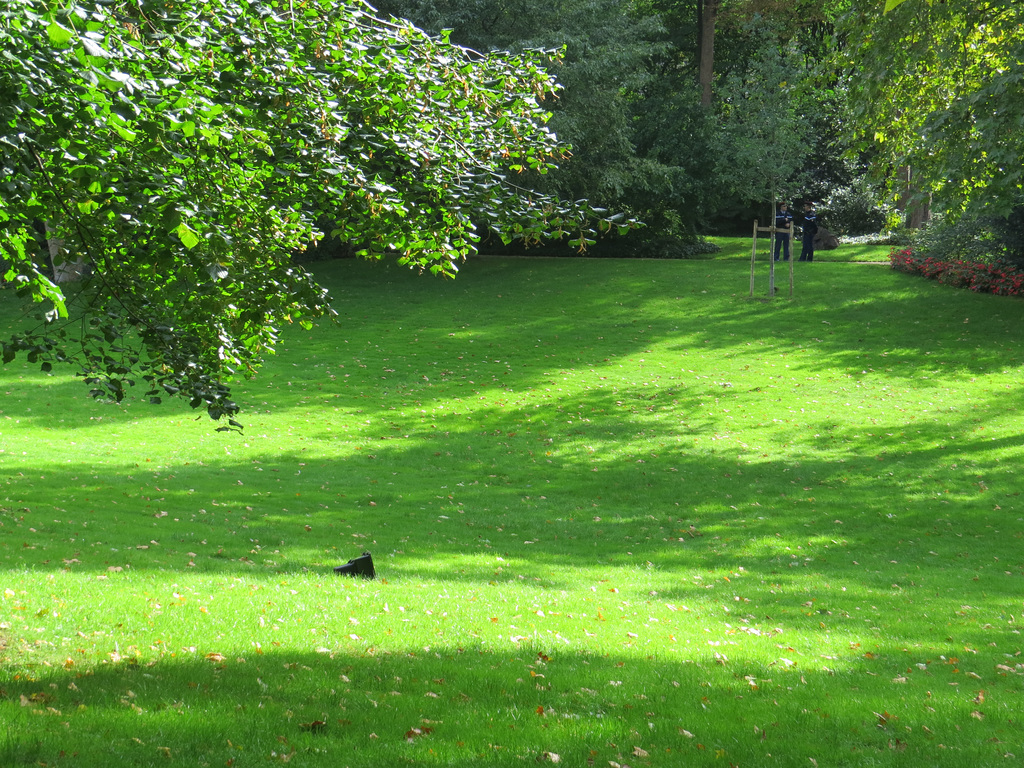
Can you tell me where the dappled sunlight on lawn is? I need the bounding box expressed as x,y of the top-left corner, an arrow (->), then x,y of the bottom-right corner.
3,258 -> 1024,766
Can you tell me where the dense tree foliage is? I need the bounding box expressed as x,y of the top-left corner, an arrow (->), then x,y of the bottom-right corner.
375,0 -> 710,254
0,0 -> 634,424
842,0 -> 1024,217
379,0 -> 866,241
715,20 -> 811,221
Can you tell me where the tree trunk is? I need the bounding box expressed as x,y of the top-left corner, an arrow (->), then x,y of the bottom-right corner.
768,192 -> 777,296
897,166 -> 931,229
699,0 -> 719,107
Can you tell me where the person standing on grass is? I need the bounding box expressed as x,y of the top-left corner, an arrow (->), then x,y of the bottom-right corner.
799,201 -> 818,262
773,202 -> 793,261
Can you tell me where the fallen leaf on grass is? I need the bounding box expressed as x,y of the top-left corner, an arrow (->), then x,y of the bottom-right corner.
632,746 -> 649,757
405,727 -> 433,742
537,752 -> 561,763
299,720 -> 327,733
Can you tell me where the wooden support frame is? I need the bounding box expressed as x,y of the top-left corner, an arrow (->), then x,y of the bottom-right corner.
749,219 -> 794,299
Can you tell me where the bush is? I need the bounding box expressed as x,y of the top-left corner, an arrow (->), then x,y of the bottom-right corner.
901,200 -> 1024,272
606,232 -> 721,259
538,231 -> 721,259
468,217 -> 721,260
497,206 -> 722,259
985,201 -> 1024,269
818,179 -> 888,236
881,227 -> 916,247
908,215 -> 994,263
596,206 -> 721,259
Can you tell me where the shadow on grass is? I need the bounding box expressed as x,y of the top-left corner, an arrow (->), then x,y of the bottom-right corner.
4,258 -> 1024,766
295,258 -> 1024,408
2,259 -> 1023,435
2,637 -> 1020,768
4,374 -> 1023,613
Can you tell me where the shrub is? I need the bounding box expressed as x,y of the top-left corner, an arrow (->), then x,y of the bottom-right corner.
908,215 -> 993,263
505,206 -> 722,260
563,231 -> 721,259
984,201 -> 1024,269
599,207 -> 721,259
818,179 -> 888,236
897,206 -> 1024,273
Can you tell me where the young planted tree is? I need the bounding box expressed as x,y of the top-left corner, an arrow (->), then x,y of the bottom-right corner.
714,21 -> 811,292
0,0 -> 634,426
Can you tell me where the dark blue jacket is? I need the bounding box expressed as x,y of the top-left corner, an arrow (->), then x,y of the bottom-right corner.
802,209 -> 818,237
775,208 -> 793,232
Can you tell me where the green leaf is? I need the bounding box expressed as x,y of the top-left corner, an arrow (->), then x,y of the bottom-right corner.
176,223 -> 201,249
81,38 -> 110,59
46,21 -> 74,47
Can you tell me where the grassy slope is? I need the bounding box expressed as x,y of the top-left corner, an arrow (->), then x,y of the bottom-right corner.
2,255 -> 1023,767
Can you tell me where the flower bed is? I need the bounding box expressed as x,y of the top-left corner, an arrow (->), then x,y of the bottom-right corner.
889,248 -> 1024,297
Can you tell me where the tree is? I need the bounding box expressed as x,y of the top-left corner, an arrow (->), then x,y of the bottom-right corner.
631,0 -> 857,233
715,21 -> 812,217
372,1 -> 858,241
841,0 -> 1024,218
714,19 -> 811,292
375,0 -> 668,207
378,0 -> 738,253
0,0 -> 635,427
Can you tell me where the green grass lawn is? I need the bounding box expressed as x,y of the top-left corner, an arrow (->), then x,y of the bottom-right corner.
2,254 -> 1024,767
708,236 -> 893,262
